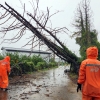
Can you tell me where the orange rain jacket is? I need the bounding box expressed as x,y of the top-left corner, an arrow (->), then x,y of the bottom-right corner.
0,56 -> 11,88
77,46 -> 100,97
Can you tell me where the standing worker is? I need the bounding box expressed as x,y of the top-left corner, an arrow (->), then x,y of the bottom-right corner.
0,56 -> 11,91
77,46 -> 100,100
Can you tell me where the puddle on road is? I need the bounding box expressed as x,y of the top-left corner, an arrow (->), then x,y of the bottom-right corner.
0,66 -> 81,100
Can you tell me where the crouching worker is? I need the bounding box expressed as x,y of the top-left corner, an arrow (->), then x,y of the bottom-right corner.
77,46 -> 100,100
0,56 -> 11,91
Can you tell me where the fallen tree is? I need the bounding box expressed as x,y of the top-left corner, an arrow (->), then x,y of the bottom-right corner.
0,2 -> 79,73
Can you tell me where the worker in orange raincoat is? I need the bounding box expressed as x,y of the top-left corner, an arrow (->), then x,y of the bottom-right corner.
77,46 -> 100,100
0,56 -> 11,91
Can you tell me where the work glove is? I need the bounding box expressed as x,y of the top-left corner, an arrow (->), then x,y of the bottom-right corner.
77,83 -> 81,92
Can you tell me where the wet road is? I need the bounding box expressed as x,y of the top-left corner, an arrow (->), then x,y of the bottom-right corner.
0,66 -> 82,100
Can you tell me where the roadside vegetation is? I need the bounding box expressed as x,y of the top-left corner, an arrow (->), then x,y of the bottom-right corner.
0,53 -> 59,77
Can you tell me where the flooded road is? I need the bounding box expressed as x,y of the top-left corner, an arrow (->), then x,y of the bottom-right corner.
0,66 -> 82,100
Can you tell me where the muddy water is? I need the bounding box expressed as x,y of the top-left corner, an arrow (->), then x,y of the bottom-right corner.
0,66 -> 82,100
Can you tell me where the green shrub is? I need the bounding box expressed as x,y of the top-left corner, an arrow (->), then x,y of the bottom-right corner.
49,58 -> 58,68
49,62 -> 57,67
35,62 -> 46,70
1,53 -> 58,76
31,55 -> 45,65
26,61 -> 35,72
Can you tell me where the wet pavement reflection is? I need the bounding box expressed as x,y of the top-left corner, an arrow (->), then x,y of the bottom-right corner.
0,66 -> 81,100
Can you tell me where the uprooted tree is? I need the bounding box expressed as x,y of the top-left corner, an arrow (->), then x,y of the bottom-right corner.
0,1 -> 80,73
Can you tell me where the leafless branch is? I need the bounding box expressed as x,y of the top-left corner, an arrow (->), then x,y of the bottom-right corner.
0,1 -> 79,71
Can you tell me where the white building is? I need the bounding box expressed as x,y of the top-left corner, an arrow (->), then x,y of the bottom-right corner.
1,47 -> 51,62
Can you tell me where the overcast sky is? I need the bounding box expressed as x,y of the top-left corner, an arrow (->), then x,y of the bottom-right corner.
0,0 -> 100,56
